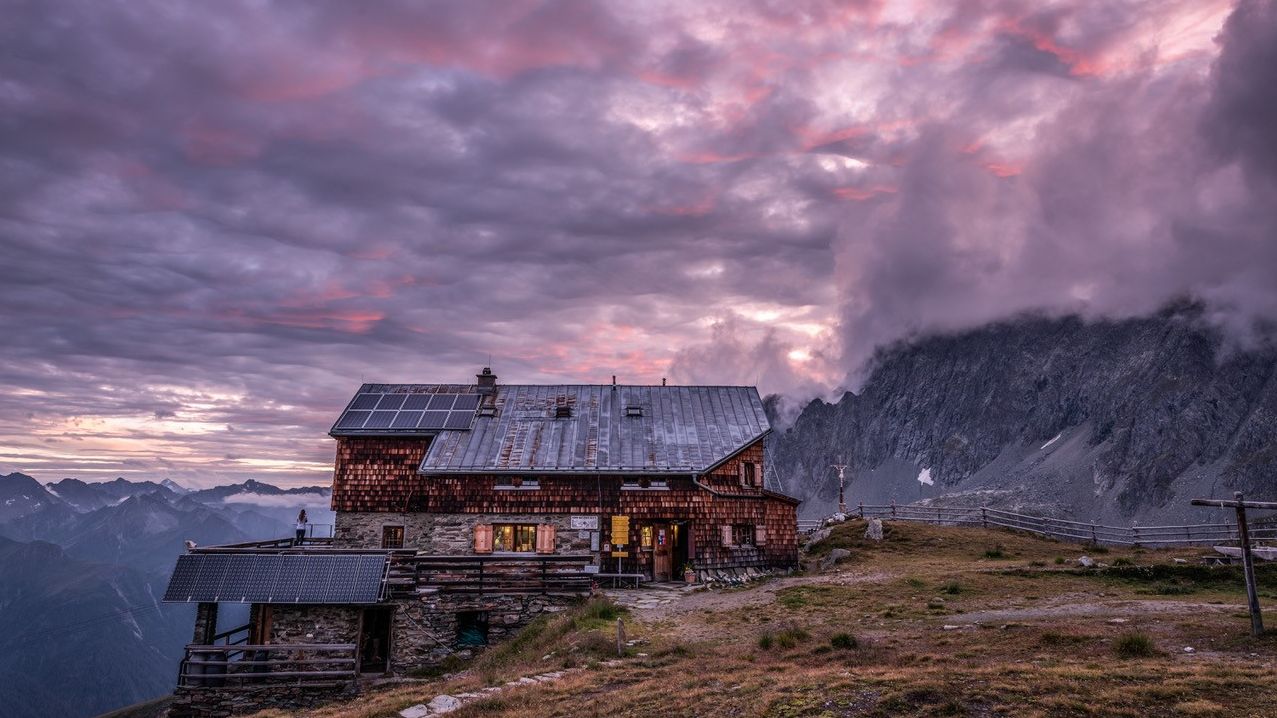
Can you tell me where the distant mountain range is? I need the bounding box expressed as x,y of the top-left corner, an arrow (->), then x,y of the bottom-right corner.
770,305 -> 1277,524
0,472 -> 333,718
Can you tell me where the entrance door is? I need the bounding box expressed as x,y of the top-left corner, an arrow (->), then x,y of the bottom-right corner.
358,608 -> 392,674
653,525 -> 673,581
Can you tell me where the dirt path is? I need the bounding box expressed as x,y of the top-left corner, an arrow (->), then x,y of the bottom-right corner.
619,570 -> 897,621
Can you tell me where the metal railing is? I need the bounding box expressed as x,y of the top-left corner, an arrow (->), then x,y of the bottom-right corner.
177,643 -> 357,689
809,502 -> 1277,547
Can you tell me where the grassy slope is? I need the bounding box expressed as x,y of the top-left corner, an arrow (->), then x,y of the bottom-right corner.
257,521 -> 1277,718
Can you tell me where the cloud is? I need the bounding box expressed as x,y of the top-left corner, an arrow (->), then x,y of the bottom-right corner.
0,0 -> 1271,484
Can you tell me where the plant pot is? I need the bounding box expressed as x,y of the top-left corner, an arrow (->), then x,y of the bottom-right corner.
683,570 -> 696,584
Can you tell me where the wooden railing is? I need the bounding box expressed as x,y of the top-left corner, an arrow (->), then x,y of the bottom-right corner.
386,554 -> 594,596
810,502 -> 1277,547
177,643 -> 357,689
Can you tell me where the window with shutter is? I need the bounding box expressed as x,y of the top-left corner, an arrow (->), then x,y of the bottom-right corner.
755,526 -> 767,546
474,524 -> 493,554
720,524 -> 734,548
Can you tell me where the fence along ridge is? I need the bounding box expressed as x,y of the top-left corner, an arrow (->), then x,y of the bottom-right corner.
799,502 -> 1277,547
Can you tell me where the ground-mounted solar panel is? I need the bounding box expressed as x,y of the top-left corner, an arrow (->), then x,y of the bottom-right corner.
444,411 -> 474,430
401,394 -> 432,410
335,410 -> 370,429
419,410 -> 449,429
375,394 -> 406,410
364,410 -> 396,428
427,394 -> 456,410
350,393 -> 381,410
452,394 -> 480,411
391,410 -> 423,428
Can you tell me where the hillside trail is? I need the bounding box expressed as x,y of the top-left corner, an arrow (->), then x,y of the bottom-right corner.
607,569 -> 896,621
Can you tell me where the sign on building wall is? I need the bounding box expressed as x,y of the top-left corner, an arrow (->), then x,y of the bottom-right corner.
611,515 -> 630,545
569,515 -> 600,530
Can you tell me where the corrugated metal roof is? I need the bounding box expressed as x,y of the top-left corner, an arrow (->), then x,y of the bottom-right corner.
421,384 -> 770,474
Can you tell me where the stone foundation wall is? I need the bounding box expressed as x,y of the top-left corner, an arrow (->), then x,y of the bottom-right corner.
389,593 -> 575,668
334,511 -> 594,555
168,685 -> 353,718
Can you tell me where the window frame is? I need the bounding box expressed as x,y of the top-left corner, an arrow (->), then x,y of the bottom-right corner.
494,476 -> 541,490
492,523 -> 539,553
732,523 -> 757,547
381,524 -> 405,549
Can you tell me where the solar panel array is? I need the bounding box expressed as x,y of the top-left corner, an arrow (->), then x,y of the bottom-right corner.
333,392 -> 480,434
162,553 -> 387,604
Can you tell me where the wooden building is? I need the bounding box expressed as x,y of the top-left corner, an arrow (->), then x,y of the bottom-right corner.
161,371 -> 797,716
329,370 -> 800,582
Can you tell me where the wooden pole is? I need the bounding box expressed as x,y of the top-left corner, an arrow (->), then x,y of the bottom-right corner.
1234,492 -> 1264,637
615,618 -> 626,657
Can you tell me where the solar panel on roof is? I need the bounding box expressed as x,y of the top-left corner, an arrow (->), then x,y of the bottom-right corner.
452,394 -> 480,410
375,394 -> 406,410
391,411 -> 423,428
401,394 -> 431,410
350,394 -> 381,410
162,553 -> 386,604
427,394 -> 456,410
444,411 -> 473,429
364,411 -> 396,428
336,410 -> 370,429
419,410 -> 448,429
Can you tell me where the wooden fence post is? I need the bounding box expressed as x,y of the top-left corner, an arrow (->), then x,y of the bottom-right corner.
1131,525 -> 1140,547
1234,492 -> 1264,637
891,500 -> 896,518
616,618 -> 626,656
1090,522 -> 1097,545
981,507 -> 987,529
858,502 -> 864,519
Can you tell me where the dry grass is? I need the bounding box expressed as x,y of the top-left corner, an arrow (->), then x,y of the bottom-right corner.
253,521 -> 1277,718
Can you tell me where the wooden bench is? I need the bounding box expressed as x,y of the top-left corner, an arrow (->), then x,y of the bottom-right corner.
594,572 -> 646,588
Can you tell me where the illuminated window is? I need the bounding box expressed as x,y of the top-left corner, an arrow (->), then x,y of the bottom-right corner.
640,525 -> 654,549
381,525 -> 404,549
493,524 -> 537,552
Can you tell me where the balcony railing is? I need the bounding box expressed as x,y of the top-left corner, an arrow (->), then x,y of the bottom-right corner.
177,643 -> 357,689
387,554 -> 594,596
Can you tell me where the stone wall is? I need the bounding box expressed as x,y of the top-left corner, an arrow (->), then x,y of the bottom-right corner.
268,605 -> 361,645
335,511 -> 594,555
390,593 -> 574,668
168,685 -> 353,718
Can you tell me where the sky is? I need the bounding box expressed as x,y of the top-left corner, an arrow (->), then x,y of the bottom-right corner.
2,0 -> 1275,487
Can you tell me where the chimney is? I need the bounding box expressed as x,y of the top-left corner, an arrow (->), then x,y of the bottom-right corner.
476,367 -> 497,393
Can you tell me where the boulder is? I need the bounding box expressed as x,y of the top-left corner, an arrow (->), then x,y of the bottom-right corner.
1078,556 -> 1095,568
864,518 -> 884,541
819,548 -> 852,571
428,695 -> 462,714
400,705 -> 430,718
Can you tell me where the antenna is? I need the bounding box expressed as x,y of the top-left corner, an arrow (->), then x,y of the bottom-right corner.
830,459 -> 850,514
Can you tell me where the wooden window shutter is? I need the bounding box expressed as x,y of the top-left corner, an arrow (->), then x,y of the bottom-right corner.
738,462 -> 747,487
755,526 -> 767,546
536,524 -> 556,554
474,524 -> 493,554
721,524 -> 734,548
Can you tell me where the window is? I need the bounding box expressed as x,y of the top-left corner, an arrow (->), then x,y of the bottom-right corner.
622,477 -> 668,490
495,476 -> 540,490
381,525 -> 404,549
456,611 -> 489,647
625,405 -> 643,417
554,405 -> 572,418
741,462 -> 758,488
733,524 -> 756,547
493,524 -> 538,552
640,525 -> 654,549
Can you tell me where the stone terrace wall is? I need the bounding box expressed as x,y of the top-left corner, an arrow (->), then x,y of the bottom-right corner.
335,511 -> 593,555
390,593 -> 574,669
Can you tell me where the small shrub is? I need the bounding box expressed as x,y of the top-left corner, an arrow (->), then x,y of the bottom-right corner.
1114,631 -> 1156,658
1091,545 -> 1110,554
830,632 -> 858,650
578,597 -> 627,623
983,546 -> 1006,559
1054,557 -> 1066,565
1152,581 -> 1196,595
906,576 -> 926,589
1112,557 -> 1134,567
940,580 -> 962,595
1029,560 -> 1046,567
758,633 -> 773,650
775,625 -> 810,649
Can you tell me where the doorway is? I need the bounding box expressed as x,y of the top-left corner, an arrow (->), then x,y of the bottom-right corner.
649,522 -> 690,582
358,607 -> 393,674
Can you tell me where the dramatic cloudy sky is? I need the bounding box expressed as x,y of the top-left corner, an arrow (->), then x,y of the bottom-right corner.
2,0 -> 1275,486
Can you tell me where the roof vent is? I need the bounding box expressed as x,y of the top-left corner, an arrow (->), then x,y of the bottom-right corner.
554,405 -> 572,419
625,405 -> 643,417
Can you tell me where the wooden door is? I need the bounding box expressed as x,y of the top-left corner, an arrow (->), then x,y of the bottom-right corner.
653,525 -> 672,581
